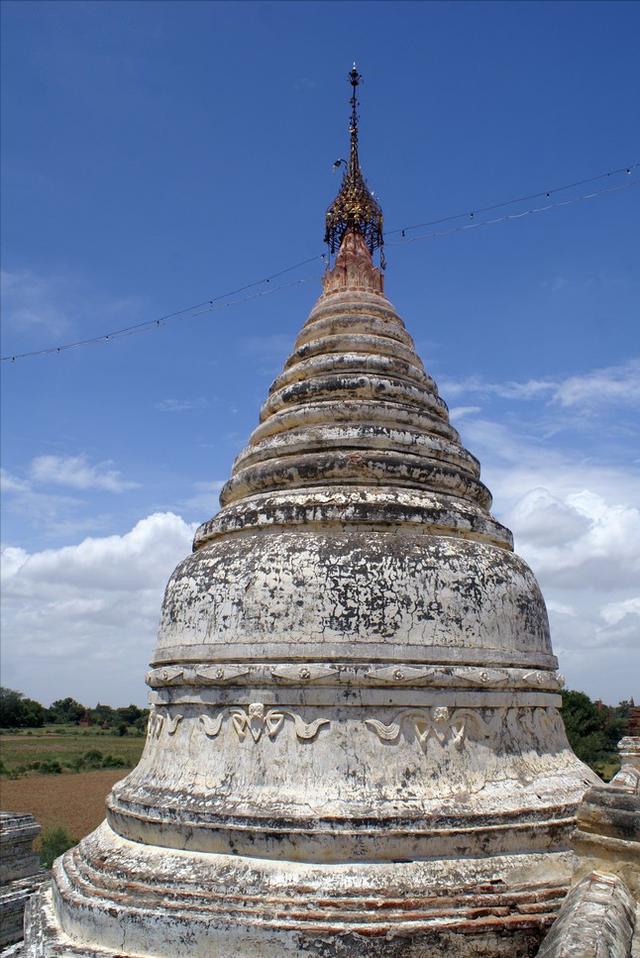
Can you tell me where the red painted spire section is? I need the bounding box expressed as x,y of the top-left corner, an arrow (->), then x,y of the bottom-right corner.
322,229 -> 384,295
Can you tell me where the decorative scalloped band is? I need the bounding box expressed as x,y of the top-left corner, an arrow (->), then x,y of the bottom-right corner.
146,662 -> 565,692
146,703 -> 566,753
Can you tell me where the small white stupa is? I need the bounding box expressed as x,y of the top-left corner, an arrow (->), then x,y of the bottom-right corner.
26,67 -> 597,958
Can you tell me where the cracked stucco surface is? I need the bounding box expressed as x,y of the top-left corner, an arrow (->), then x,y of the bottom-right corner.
25,232 -> 599,958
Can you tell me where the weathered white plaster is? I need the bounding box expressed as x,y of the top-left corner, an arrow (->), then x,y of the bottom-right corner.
0,812 -> 47,950
25,230 -> 598,957
533,728 -> 640,954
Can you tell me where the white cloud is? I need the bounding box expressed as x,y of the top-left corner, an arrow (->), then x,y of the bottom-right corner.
594,606 -> 640,649
0,545 -> 29,579
600,597 -> 640,627
439,375 -> 555,401
507,490 -> 640,591
154,398 -> 209,413
2,459 -> 135,538
448,405 -> 481,422
0,469 -> 30,494
0,513 -> 196,705
461,417 -> 640,591
3,513 -> 191,593
439,358 -> 640,414
549,600 -> 640,655
505,488 -> 592,547
456,411 -> 640,701
1,468 -> 88,536
553,359 -> 640,410
1,269 -> 72,335
29,454 -> 139,493
545,599 -> 576,617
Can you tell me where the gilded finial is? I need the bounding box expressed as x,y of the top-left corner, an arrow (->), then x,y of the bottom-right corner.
325,67 -> 384,266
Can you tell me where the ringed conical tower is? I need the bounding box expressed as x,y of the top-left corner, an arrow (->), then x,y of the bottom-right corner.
26,67 -> 597,958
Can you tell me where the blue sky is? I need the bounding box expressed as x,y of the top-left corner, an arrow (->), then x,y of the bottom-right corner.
1,0 -> 639,707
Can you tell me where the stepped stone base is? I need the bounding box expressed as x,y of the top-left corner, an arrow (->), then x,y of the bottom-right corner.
24,819 -> 580,958
535,736 -> 640,957
0,813 -> 47,951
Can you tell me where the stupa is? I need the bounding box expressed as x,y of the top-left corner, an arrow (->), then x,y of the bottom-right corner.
26,67 -> 598,957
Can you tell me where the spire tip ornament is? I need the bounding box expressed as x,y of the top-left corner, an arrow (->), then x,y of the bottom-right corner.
325,67 -> 385,267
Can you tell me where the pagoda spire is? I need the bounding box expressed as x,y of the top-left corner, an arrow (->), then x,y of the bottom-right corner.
348,62 -> 361,178
324,65 -> 384,265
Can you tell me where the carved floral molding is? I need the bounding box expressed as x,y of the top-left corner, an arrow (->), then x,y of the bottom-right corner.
146,705 -> 565,753
365,706 -> 565,752
199,703 -> 329,742
365,706 -> 497,751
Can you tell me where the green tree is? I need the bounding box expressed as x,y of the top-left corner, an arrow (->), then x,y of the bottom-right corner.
92,703 -> 116,727
40,826 -> 76,868
561,690 -> 618,770
0,687 -> 45,728
46,697 -> 86,725
134,710 -> 150,733
116,704 -> 144,726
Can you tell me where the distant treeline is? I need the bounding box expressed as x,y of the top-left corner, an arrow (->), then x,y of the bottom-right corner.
0,687 -> 148,734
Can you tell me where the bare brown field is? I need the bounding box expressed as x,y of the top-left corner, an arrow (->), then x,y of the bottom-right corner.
0,768 -> 126,839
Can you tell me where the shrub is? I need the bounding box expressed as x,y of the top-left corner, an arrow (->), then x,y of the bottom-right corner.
82,749 -> 104,769
65,757 -> 84,772
40,826 -> 77,868
101,753 -> 126,769
40,759 -> 63,774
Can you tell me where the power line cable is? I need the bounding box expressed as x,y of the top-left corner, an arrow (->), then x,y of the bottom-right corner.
2,163 -> 637,364
2,275 -> 319,361
387,178 -> 639,246
385,162 -> 638,237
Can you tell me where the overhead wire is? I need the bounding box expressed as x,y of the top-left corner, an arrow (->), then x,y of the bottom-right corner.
2,275 -> 320,361
384,161 -> 639,237
2,163 -> 637,364
89,275 -> 318,343
387,178 -> 639,247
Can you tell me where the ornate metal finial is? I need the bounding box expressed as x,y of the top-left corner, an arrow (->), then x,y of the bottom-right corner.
348,63 -> 361,171
325,66 -> 384,265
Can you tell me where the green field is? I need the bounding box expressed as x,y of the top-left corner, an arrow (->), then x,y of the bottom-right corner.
0,725 -> 145,777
